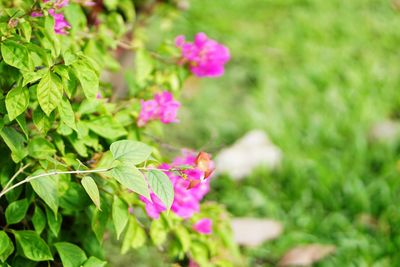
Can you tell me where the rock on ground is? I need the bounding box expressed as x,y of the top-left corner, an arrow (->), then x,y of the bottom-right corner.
231,217 -> 283,246
369,120 -> 400,143
215,130 -> 282,180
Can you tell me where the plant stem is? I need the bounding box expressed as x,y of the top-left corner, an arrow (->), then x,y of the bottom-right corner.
0,168 -> 112,199
2,163 -> 31,193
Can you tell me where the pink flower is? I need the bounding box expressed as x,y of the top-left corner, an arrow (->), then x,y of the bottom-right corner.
140,152 -> 214,219
175,32 -> 230,78
137,91 -> 180,127
31,11 -> 43,17
193,218 -> 212,234
31,1 -> 70,35
189,259 -> 200,267
48,9 -> 70,35
139,193 -> 167,219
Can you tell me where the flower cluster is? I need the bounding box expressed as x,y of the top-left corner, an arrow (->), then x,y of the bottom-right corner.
140,151 -> 214,234
32,0 -> 70,35
193,218 -> 212,235
175,32 -> 230,78
137,91 -> 181,127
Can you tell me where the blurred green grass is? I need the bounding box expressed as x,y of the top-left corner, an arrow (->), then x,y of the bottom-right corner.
154,0 -> 400,265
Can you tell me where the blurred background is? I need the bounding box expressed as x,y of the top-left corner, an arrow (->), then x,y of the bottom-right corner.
114,0 -> 400,266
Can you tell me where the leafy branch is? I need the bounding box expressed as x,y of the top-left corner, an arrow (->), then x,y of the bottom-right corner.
0,167 -> 113,199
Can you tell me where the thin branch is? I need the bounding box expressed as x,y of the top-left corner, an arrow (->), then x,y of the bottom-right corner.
2,163 -> 32,193
0,168 -> 113,199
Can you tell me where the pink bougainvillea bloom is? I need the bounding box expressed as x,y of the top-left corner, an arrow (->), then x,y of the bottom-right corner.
193,218 -> 212,234
32,1 -> 70,35
137,99 -> 159,127
31,11 -> 43,17
189,259 -> 200,267
154,91 -> 181,124
139,193 -> 167,219
137,91 -> 180,127
140,151 -> 214,219
48,9 -> 70,35
175,32 -> 230,78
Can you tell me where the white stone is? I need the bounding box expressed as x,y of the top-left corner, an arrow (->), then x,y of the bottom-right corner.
215,130 -> 282,180
369,120 -> 400,142
231,217 -> 283,246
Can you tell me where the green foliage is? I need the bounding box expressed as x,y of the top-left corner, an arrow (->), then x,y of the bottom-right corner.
13,231 -> 53,261
81,176 -> 101,209
111,165 -> 151,199
5,198 -> 29,225
0,231 -> 14,262
112,196 -> 129,240
147,169 -> 174,210
110,140 -> 153,164
0,1 -> 237,266
37,71 -> 63,116
5,86 -> 29,121
30,172 -> 59,215
55,242 -> 87,267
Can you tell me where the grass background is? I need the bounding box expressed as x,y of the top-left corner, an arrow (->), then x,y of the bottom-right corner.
147,0 -> 400,266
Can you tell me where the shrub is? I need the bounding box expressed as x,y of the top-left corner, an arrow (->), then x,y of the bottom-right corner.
0,1 -> 238,266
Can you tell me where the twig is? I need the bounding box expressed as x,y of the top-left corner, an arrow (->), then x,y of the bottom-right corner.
1,163 -> 32,193
0,168 -> 113,199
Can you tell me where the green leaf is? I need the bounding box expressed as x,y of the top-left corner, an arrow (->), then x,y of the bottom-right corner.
59,182 -> 91,211
32,206 -> 46,234
22,69 -> 46,86
0,231 -> 14,262
121,218 -> 146,254
27,43 -> 52,67
30,171 -> 59,215
110,140 -> 152,164
13,230 -> 53,261
67,133 -> 88,157
5,198 -> 29,225
19,21 -> 32,42
111,165 -> 150,199
28,137 -> 56,159
58,98 -> 77,130
81,176 -> 101,210
54,65 -> 78,98
16,115 -> 29,139
55,242 -> 87,267
146,169 -> 174,210
118,0 -> 135,21
45,207 -> 62,237
1,40 -> 32,71
5,86 -> 29,121
43,16 -> 61,57
150,218 -> 167,247
104,0 -> 118,9
37,71 -> 63,116
175,226 -> 191,253
135,49 -> 153,86
112,196 -> 129,240
32,107 -> 54,133
82,256 -> 107,267
50,134 -> 65,156
86,116 -> 127,139
0,126 -> 28,163
91,200 -> 110,242
72,60 -> 99,99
